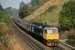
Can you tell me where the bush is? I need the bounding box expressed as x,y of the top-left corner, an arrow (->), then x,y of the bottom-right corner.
59,1 -> 75,30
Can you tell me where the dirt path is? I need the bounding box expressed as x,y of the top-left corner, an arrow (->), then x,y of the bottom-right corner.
24,0 -> 56,21
0,23 -> 32,50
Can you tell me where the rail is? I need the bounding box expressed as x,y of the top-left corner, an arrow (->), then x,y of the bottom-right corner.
59,40 -> 75,50
11,16 -> 69,50
11,17 -> 51,50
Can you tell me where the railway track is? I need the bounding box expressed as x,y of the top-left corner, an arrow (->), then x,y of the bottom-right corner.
11,17 -> 47,50
12,18 -> 75,50
11,16 -> 74,50
59,41 -> 75,50
12,22 -> 42,50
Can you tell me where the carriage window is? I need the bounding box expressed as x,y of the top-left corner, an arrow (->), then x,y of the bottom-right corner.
47,29 -> 53,33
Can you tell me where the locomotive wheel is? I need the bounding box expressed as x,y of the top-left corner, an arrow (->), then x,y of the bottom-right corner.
46,41 -> 58,47
47,42 -> 51,46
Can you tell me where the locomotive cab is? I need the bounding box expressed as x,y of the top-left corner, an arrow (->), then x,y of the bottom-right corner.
43,27 -> 59,46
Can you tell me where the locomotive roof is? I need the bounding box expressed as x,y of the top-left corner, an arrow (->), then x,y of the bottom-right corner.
44,27 -> 58,30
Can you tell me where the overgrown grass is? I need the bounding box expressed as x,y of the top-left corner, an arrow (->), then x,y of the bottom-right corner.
0,32 -> 8,47
0,10 -> 11,24
33,6 -> 58,26
0,10 -> 11,48
31,0 -> 48,11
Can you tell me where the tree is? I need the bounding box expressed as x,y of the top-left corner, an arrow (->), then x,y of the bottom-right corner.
31,0 -> 46,6
0,3 -> 3,11
19,2 -> 31,18
59,1 -> 75,30
31,0 -> 47,11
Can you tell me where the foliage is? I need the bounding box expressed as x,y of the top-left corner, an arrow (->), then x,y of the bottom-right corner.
5,7 -> 18,16
0,10 -> 10,23
0,3 -> 3,11
0,4 -> 11,23
47,6 -> 56,12
19,2 -> 32,18
33,5 -> 57,26
31,0 -> 47,11
19,0 -> 47,18
31,0 -> 46,6
0,32 -> 8,47
59,1 -> 75,30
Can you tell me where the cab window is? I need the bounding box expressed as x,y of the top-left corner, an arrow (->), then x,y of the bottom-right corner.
47,29 -> 58,34
47,29 -> 53,33
52,29 -> 57,33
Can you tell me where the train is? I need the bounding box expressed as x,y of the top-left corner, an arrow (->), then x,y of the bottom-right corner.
12,16 -> 59,47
